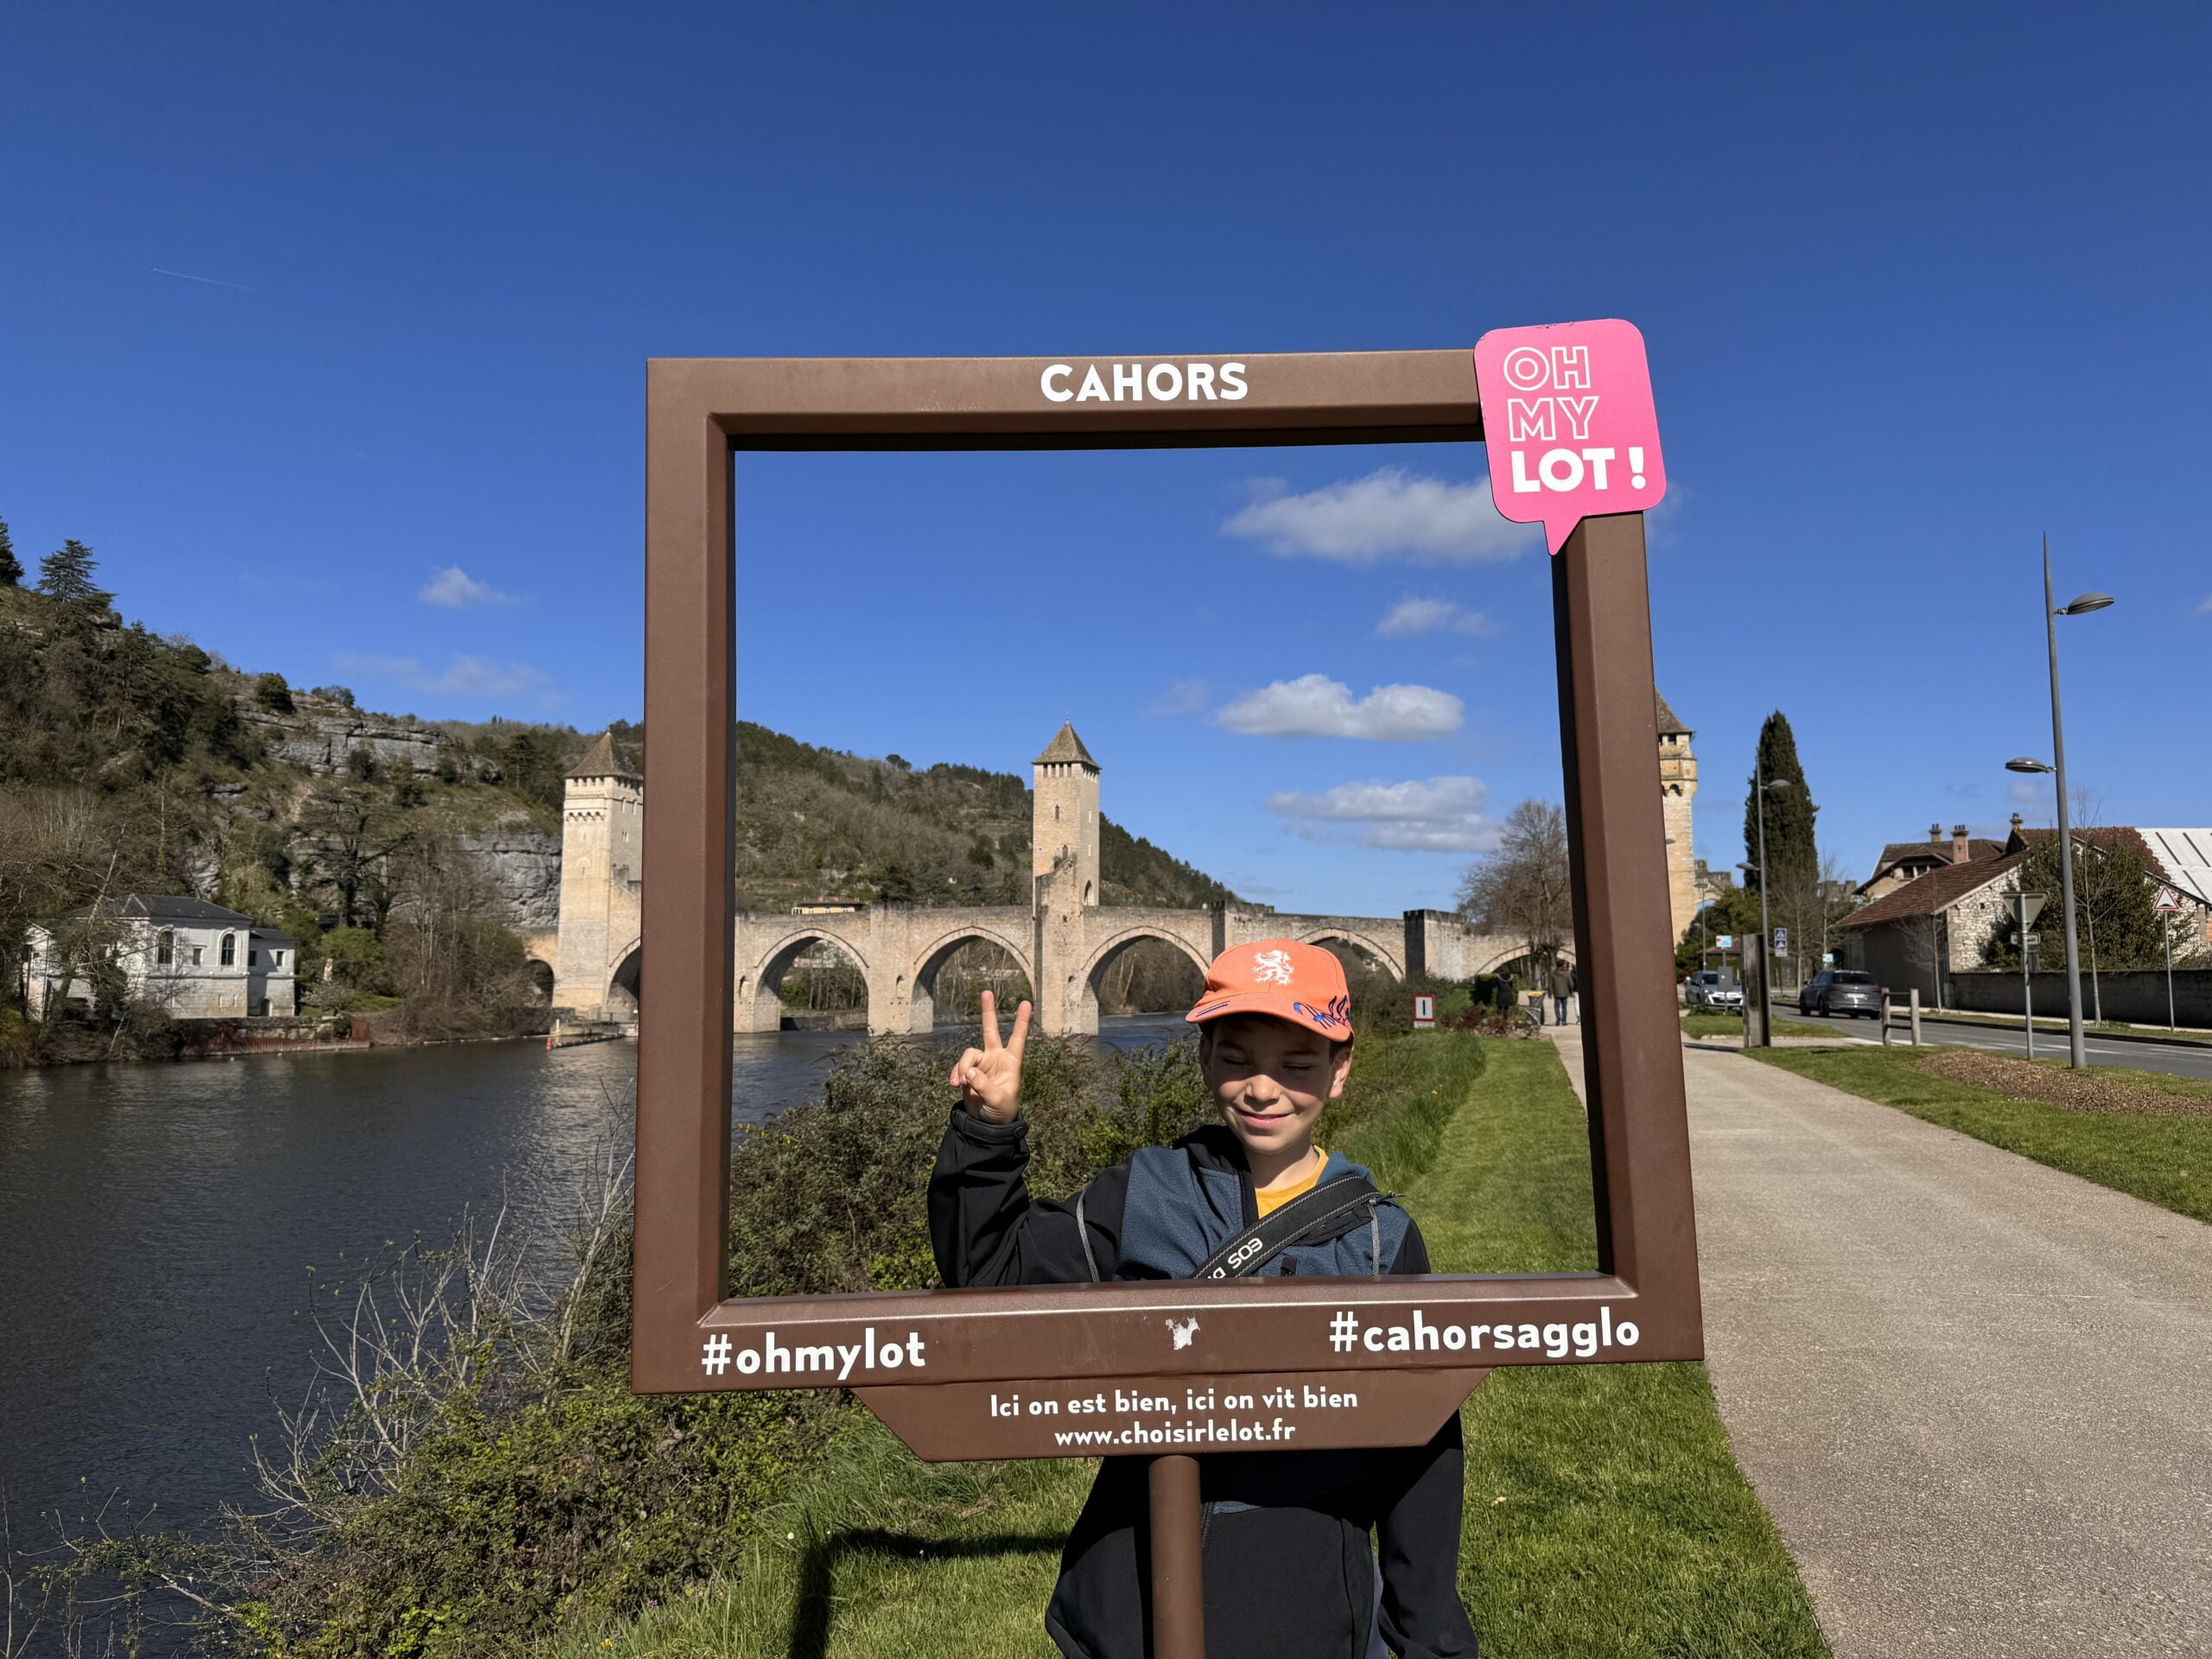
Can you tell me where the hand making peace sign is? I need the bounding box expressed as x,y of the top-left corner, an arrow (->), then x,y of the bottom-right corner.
949,988 -> 1032,1124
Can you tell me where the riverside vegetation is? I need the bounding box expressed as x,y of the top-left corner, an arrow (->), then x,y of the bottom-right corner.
0,524 -> 1230,1063
18,996 -> 1830,1658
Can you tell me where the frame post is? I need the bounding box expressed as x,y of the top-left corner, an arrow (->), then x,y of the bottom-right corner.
1553,513 -> 1700,1333
1148,1454 -> 1205,1659
634,373 -> 738,1390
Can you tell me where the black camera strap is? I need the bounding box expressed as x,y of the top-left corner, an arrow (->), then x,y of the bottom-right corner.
1193,1173 -> 1388,1281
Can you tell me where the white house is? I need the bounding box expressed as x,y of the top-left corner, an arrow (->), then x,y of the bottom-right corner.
25,894 -> 297,1020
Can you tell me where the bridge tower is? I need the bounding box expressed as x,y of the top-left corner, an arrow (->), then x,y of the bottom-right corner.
1656,692 -> 1698,947
1032,722 -> 1100,1032
552,732 -> 643,1018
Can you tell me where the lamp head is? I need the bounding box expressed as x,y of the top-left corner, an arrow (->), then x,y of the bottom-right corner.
2005,757 -> 2055,774
2058,593 -> 2114,616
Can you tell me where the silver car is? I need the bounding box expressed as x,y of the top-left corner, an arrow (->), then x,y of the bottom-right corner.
1685,970 -> 1744,1011
1799,969 -> 1882,1018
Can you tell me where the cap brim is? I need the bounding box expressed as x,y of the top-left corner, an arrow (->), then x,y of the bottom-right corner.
1185,992 -> 1352,1041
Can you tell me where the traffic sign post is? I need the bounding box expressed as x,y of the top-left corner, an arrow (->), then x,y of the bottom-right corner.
1413,994 -> 1437,1030
1772,926 -> 1789,960
2017,893 -> 2048,1058
636,346 -> 1702,1659
2155,889 -> 2180,1029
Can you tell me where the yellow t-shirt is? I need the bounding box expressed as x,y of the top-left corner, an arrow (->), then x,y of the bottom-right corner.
1254,1151 -> 1327,1217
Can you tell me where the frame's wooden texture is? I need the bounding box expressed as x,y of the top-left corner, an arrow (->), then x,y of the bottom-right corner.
632,351 -> 1701,1403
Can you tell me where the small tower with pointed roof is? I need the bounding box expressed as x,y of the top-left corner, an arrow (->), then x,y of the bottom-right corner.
553,733 -> 644,1015
1655,692 -> 1699,946
1033,722 -> 1101,908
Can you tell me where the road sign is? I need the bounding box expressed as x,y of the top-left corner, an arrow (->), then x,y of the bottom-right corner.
2018,893 -> 2048,925
2023,931 -> 2041,947
1412,994 -> 1436,1030
1772,927 -> 1789,958
2155,888 -> 2182,913
1716,934 -> 1733,950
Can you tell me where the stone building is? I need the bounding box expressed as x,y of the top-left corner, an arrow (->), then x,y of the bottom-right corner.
1656,692 -> 1700,945
552,733 -> 644,1018
25,895 -> 296,1020
1858,822 -> 2009,902
1836,850 -> 2026,1005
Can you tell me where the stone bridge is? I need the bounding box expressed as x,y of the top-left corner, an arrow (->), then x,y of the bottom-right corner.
550,726 -> 1566,1035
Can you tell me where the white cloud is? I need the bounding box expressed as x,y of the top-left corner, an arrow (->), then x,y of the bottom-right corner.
2197,593 -> 2212,615
1221,467 -> 1535,563
2006,776 -> 2053,807
1217,674 -> 1462,741
1267,777 -> 1499,853
335,652 -> 559,707
418,566 -> 515,608
1375,597 -> 1495,638
1148,677 -> 1211,717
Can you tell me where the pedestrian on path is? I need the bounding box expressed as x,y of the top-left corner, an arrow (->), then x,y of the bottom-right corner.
1550,963 -> 1575,1026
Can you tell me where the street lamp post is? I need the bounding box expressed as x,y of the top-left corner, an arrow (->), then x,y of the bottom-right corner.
2013,540 -> 2113,1069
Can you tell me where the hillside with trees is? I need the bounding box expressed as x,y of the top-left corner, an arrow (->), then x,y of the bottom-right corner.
0,520 -> 1233,1057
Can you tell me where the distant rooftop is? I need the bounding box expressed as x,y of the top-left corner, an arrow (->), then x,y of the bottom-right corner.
1654,690 -> 1689,737
56,894 -> 256,925
1034,722 -> 1098,767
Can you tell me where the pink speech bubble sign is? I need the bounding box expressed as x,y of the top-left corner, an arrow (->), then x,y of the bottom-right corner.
1474,319 -> 1666,555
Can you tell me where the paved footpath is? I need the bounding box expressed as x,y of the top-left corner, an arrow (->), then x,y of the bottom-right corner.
1548,1027 -> 2212,1658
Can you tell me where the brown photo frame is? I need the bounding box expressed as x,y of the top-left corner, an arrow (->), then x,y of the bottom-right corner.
632,350 -> 1701,1408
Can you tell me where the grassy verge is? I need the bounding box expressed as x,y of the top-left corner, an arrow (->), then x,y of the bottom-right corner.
1681,1011 -> 1835,1041
1751,1045 -> 2212,1224
567,1033 -> 1827,1658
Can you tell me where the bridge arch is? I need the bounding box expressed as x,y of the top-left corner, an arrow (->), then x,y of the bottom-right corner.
1294,927 -> 1407,982
738,928 -> 872,1033
909,923 -> 1034,1032
1463,938 -> 1577,981
607,940 -> 642,1020
1074,925 -> 1211,1032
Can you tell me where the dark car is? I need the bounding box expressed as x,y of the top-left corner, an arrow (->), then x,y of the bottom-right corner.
1800,969 -> 1883,1018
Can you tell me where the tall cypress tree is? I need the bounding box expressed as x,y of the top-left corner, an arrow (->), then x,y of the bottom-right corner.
1742,710 -> 1818,894
0,516 -> 21,586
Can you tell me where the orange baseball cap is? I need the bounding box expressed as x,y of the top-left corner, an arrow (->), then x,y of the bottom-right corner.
1185,939 -> 1353,1040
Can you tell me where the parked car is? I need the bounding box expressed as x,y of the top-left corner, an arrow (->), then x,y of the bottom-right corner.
1685,969 -> 1744,1011
1799,969 -> 1884,1018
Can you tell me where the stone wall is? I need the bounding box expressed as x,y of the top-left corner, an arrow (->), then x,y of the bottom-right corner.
1947,969 -> 2212,1030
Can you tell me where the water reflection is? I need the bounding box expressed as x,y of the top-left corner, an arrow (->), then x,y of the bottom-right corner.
0,1014 -> 1190,1616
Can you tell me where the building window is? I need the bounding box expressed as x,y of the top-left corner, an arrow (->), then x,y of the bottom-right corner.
248,948 -> 259,967
1053,804 -> 1061,820
220,933 -> 237,967
190,945 -> 204,966
157,930 -> 174,966
272,949 -> 285,968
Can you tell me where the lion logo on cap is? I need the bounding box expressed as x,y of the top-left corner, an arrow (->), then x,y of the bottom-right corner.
1251,948 -> 1294,986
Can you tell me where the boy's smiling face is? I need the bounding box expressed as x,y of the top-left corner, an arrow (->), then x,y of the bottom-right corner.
1199,1014 -> 1353,1165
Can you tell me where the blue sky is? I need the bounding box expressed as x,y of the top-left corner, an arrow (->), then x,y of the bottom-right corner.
5,3 -> 2208,917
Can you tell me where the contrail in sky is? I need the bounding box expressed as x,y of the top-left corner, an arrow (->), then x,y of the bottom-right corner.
149,266 -> 264,293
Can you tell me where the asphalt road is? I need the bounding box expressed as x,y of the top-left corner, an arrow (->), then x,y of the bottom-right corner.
1550,1028 -> 2212,1658
1778,1005 -> 2212,1082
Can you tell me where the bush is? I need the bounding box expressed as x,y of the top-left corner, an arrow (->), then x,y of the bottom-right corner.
35,1031 -> 1228,1656
252,671 -> 295,713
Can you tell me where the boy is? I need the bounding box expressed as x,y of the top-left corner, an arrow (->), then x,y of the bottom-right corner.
930,940 -> 1479,1659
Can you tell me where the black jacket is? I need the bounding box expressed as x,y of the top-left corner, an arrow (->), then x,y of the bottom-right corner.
930,1107 -> 1480,1659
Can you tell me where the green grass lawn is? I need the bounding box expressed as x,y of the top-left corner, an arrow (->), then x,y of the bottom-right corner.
563,1035 -> 1827,1658
1680,1010 -> 1835,1041
1751,1045 -> 2212,1225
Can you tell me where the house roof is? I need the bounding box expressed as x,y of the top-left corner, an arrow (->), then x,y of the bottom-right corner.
56,893 -> 257,926
1840,849 -> 2026,929
1034,722 -> 1098,767
1654,691 -> 1688,737
567,731 -> 640,781
1858,836 -> 2008,894
2139,828 -> 2212,906
251,927 -> 299,947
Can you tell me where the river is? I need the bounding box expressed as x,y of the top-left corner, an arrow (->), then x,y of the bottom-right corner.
0,1015 -> 1186,1644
